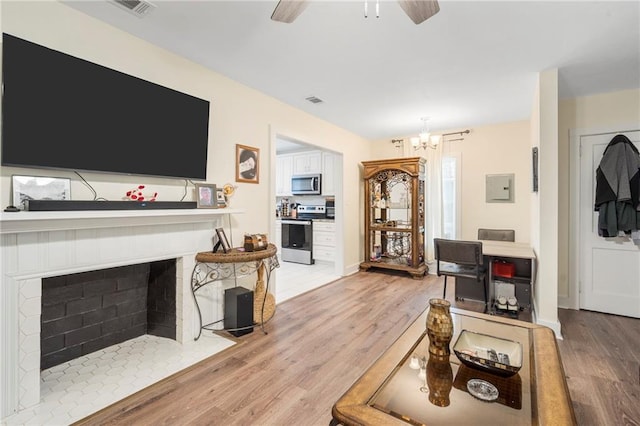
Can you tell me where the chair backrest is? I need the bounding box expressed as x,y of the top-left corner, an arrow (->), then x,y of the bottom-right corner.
477,228 -> 515,242
434,238 -> 483,267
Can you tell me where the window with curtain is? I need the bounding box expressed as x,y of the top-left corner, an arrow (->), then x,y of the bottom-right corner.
441,153 -> 461,239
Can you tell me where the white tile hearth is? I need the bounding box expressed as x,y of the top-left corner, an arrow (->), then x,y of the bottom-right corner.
2,333 -> 234,426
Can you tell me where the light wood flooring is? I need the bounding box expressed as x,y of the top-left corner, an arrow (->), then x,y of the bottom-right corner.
76,271 -> 640,426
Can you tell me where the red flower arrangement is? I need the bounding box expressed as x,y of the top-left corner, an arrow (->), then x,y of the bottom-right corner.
124,185 -> 157,202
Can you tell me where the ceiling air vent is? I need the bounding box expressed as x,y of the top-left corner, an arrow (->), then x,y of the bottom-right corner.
111,0 -> 156,17
305,96 -> 324,104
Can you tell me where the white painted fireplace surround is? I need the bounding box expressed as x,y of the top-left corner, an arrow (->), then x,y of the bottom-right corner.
0,208 -> 242,419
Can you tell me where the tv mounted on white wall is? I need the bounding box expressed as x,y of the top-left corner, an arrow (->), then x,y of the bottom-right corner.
1,33 -> 210,180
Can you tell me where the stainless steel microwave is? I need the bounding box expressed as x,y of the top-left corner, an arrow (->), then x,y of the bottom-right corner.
291,174 -> 321,195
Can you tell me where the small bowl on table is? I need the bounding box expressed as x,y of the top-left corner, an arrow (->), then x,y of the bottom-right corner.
453,330 -> 522,377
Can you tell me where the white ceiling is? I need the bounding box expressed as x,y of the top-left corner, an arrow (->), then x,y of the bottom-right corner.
62,0 -> 640,141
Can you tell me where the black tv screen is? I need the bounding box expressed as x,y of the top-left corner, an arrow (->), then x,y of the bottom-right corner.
2,33 -> 210,180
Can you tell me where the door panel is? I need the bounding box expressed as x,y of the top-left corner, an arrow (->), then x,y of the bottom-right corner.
580,130 -> 640,318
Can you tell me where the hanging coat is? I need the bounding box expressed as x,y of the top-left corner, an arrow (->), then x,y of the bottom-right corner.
594,134 -> 640,237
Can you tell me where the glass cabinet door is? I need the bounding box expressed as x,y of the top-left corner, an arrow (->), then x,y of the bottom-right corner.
369,169 -> 412,228
367,170 -> 422,267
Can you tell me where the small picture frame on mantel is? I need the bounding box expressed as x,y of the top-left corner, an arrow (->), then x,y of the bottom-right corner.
195,183 -> 217,208
11,175 -> 71,210
216,187 -> 227,208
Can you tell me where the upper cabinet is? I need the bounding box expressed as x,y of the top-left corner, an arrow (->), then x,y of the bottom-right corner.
322,151 -> 336,196
276,154 -> 294,196
276,150 -> 337,196
293,151 -> 322,174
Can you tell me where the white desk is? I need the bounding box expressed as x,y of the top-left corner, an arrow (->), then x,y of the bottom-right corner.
481,240 -> 536,260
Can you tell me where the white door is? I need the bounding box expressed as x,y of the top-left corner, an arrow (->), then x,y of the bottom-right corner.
579,130 -> 640,317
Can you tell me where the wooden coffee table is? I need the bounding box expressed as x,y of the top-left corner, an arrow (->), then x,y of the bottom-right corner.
332,307 -> 576,425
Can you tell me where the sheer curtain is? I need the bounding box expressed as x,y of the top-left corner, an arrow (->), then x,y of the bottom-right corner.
423,143 -> 444,272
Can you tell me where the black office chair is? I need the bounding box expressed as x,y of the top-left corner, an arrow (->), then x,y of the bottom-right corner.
477,228 -> 515,242
434,238 -> 487,310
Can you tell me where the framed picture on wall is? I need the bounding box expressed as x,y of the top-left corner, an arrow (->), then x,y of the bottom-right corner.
236,144 -> 260,184
532,147 -> 539,192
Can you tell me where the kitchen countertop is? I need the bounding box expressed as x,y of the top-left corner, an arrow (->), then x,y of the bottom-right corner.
275,217 -> 334,222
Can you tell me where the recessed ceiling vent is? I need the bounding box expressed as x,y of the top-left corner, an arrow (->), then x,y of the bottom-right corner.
111,0 -> 156,17
305,96 -> 324,104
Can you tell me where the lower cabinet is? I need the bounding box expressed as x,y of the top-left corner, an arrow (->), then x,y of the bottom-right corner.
313,221 -> 335,262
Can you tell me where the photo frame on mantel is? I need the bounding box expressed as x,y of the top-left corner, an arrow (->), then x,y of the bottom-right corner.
216,187 -> 227,208
195,183 -> 217,208
11,175 -> 71,210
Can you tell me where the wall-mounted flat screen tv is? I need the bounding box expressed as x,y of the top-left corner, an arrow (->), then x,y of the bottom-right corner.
2,33 -> 210,180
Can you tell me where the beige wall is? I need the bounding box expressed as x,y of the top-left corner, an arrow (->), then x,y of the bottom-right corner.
0,1 -> 370,274
453,121 -> 532,242
371,120 -> 533,244
557,88 -> 640,305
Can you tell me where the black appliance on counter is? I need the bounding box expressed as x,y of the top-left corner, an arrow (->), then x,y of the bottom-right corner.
325,198 -> 335,219
281,205 -> 326,265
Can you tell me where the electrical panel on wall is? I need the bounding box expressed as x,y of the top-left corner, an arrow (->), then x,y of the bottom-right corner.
486,174 -> 515,203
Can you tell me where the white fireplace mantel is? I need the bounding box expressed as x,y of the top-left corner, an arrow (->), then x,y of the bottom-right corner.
0,207 -> 244,420
0,208 -> 244,234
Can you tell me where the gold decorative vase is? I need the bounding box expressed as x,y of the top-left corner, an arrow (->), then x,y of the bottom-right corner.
426,298 -> 453,357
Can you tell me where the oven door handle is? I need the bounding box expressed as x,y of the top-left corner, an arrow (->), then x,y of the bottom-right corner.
281,220 -> 312,225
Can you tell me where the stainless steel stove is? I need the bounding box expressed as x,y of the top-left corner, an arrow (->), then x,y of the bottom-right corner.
296,205 -> 326,219
281,205 -> 326,264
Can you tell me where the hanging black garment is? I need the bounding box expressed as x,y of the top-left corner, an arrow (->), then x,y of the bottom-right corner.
594,134 -> 640,237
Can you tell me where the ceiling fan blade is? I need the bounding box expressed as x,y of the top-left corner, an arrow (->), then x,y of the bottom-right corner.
271,0 -> 309,23
397,0 -> 440,24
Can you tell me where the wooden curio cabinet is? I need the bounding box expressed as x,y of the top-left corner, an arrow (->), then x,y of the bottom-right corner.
360,157 -> 427,279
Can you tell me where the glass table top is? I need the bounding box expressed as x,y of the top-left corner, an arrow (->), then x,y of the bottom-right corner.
368,312 -> 533,425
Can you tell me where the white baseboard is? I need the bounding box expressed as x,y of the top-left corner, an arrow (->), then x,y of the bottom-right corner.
344,262 -> 360,276
532,300 -> 563,340
557,295 -> 576,310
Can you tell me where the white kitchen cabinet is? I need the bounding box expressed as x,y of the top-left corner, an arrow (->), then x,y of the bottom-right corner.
276,154 -> 293,196
293,151 -> 322,174
313,221 -> 335,262
321,151 -> 335,196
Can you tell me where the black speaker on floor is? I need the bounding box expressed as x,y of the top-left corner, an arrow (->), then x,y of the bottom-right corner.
224,287 -> 254,337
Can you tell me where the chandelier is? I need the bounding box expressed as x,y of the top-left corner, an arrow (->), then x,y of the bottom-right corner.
411,117 -> 442,150
391,118 -> 471,149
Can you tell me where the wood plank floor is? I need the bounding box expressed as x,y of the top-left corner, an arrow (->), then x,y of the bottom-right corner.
76,271 -> 640,426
